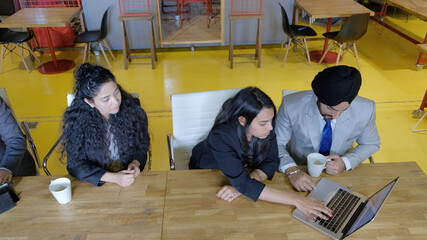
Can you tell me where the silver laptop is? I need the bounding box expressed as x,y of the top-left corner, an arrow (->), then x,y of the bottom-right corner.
293,177 -> 399,240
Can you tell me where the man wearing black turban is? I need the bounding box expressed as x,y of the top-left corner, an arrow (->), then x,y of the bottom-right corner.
275,66 -> 380,192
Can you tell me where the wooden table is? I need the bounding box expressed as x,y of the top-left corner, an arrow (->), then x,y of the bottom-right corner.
162,162 -> 427,239
385,0 -> 427,20
0,172 -> 167,240
294,0 -> 374,63
381,0 -> 427,69
0,7 -> 81,74
1,162 -> 426,239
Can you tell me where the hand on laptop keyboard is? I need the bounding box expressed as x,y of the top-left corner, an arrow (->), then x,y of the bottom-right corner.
294,196 -> 334,221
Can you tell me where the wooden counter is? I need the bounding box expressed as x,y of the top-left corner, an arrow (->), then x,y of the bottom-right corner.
1,162 -> 426,239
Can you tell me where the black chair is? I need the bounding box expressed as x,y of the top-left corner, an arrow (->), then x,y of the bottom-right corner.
278,3 -> 317,67
319,13 -> 370,70
74,8 -> 115,69
0,22 -> 40,73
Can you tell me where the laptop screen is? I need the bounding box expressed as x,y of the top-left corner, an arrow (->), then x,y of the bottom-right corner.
344,177 -> 399,237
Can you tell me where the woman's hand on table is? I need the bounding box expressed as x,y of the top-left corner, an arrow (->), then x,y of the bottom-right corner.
101,170 -> 136,187
216,185 -> 241,202
127,160 -> 141,178
113,171 -> 136,187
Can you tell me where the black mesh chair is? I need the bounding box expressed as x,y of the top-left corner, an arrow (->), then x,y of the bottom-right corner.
278,3 -> 317,67
74,8 -> 115,69
319,13 -> 370,70
0,22 -> 40,73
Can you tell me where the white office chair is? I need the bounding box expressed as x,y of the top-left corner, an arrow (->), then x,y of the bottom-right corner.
0,88 -> 40,175
281,89 -> 374,163
167,88 -> 242,170
43,92 -> 151,175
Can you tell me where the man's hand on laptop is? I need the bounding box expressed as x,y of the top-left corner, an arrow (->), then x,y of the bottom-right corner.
287,170 -> 315,192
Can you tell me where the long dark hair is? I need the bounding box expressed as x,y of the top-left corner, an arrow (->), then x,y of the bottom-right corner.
213,87 -> 276,167
61,63 -> 149,169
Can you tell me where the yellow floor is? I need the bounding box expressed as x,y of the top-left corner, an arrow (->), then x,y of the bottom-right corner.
0,16 -> 426,175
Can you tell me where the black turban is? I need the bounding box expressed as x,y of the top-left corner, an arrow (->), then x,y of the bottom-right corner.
311,65 -> 362,106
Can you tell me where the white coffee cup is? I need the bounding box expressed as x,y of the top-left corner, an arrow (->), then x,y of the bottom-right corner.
307,153 -> 330,177
49,177 -> 72,204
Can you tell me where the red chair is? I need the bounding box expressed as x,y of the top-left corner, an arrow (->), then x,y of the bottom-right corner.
177,0 -> 212,28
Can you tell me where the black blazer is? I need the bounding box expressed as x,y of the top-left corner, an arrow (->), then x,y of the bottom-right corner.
189,121 -> 279,201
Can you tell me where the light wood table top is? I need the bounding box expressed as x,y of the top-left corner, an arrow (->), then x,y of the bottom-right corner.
385,0 -> 427,20
1,162 -> 426,239
0,7 -> 82,74
0,172 -> 167,240
162,162 -> 427,239
295,0 -> 374,20
0,7 -> 81,28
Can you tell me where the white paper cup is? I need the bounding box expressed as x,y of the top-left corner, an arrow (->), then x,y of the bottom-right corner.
307,153 -> 330,177
49,177 -> 72,204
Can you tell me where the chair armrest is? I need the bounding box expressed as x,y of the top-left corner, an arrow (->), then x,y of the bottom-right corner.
20,121 -> 40,175
167,134 -> 175,170
42,135 -> 65,176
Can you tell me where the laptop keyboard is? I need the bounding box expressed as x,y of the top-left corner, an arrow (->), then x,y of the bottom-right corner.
315,189 -> 361,233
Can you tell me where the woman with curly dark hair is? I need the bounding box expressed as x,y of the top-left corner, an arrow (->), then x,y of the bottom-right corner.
62,63 -> 150,187
189,87 -> 332,220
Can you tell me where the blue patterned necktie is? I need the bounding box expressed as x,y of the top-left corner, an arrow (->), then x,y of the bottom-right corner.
319,118 -> 332,156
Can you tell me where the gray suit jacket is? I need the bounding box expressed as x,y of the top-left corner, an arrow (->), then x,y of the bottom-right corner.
0,97 -> 26,175
275,91 -> 380,171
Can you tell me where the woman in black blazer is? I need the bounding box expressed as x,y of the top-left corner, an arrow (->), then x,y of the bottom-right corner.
62,63 -> 150,187
190,87 -> 332,220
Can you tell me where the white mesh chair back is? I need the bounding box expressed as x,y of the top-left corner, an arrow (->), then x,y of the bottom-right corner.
169,88 -> 241,170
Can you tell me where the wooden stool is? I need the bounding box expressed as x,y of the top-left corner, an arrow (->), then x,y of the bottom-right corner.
118,15 -> 158,69
228,14 -> 263,69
